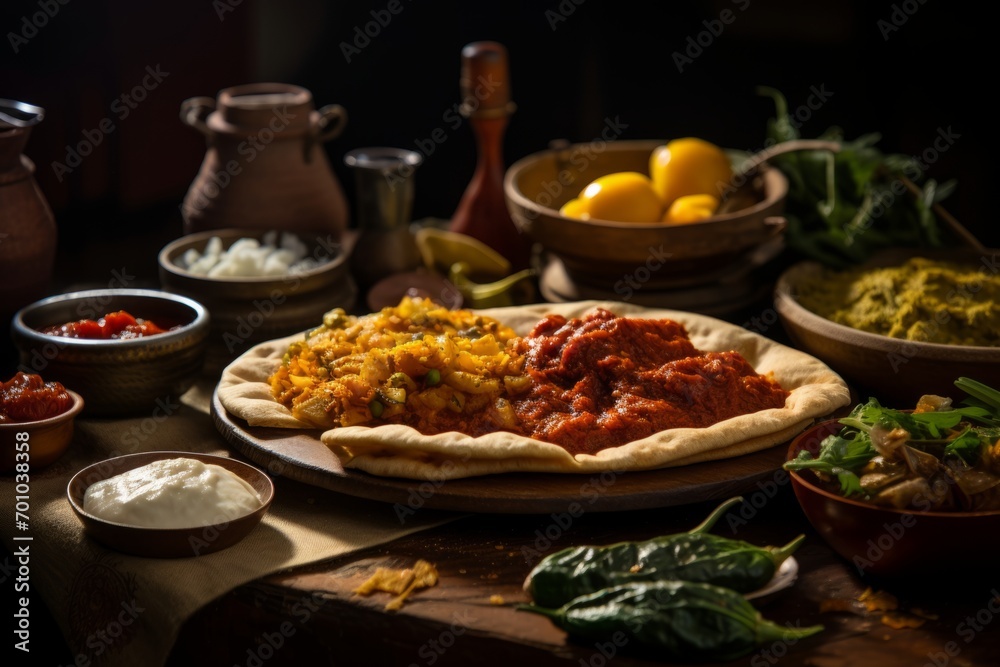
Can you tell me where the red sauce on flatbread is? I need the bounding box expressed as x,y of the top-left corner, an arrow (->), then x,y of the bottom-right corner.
510,309 -> 790,455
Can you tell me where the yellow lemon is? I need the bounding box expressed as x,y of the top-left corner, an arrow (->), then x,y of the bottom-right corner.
662,194 -> 720,224
578,172 -> 663,223
559,197 -> 589,220
649,138 -> 733,208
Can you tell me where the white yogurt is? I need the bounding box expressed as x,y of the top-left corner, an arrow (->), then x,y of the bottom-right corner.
83,458 -> 263,529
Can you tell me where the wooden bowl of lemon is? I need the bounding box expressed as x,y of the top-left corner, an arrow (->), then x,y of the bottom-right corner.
503,139 -> 788,287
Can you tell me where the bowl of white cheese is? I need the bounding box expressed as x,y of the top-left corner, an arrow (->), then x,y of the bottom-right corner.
67,451 -> 274,558
158,228 -> 357,369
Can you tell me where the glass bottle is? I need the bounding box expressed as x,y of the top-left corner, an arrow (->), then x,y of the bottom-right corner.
448,41 -> 533,271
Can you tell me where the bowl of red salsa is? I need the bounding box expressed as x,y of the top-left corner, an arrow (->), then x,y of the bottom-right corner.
1,371 -> 84,473
10,289 -> 210,416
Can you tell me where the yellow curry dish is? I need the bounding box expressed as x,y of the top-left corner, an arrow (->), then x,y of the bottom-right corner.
268,296 -> 528,433
795,257 -> 1000,347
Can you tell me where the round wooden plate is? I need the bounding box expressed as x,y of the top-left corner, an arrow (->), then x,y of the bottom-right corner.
211,389 -> 823,515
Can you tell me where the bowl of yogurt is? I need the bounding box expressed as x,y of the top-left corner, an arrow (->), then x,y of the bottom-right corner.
67,451 -> 274,558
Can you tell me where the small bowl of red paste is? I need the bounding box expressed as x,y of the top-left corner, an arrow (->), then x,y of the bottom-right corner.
1,371 -> 84,472
10,289 -> 210,416
38,309 -> 179,340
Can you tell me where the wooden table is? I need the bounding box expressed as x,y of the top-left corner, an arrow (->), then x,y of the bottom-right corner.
166,482 -> 1000,666
11,221 -> 998,665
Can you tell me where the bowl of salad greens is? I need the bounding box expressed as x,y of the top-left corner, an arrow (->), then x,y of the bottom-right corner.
784,377 -> 1000,577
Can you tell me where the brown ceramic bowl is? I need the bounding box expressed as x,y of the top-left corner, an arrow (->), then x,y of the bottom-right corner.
67,451 -> 274,558
0,388 -> 83,473
10,289 -> 210,416
503,139 -> 788,288
787,419 -> 1000,579
158,228 -> 356,367
775,247 -> 1000,406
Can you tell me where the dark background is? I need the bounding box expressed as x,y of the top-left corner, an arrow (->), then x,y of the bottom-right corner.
2,0 -> 992,252
0,0 -> 992,662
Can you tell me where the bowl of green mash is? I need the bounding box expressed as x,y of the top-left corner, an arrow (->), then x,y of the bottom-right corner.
775,247 -> 1000,405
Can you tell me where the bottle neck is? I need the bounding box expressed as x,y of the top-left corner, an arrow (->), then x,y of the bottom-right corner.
468,114 -> 508,174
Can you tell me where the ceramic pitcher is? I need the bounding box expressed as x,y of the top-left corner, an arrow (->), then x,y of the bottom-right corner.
180,83 -> 350,239
0,99 -> 56,318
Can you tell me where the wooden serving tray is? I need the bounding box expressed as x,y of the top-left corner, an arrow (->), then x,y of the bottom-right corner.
211,389 -> 811,515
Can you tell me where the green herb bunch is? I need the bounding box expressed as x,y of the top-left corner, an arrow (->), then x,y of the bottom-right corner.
758,86 -> 957,268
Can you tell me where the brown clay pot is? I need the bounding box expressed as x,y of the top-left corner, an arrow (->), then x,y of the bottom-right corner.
0,102 -> 57,319
180,83 -> 350,240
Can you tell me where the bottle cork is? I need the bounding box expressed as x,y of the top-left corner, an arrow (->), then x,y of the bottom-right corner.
460,41 -> 516,118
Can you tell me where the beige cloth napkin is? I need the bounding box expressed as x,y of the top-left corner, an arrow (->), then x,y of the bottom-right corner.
0,381 -> 460,667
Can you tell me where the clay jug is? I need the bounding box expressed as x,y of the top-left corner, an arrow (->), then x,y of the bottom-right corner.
0,99 -> 57,319
180,83 -> 350,240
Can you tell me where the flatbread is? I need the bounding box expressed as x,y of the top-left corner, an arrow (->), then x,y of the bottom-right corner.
217,301 -> 850,480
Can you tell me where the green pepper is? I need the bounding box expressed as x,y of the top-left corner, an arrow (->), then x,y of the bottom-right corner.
519,580 -> 823,662
524,497 -> 804,609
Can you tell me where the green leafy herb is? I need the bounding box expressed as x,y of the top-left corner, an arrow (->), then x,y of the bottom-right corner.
785,431 -> 873,496
955,377 -> 1000,426
786,378 -> 1000,507
944,428 -> 985,465
756,87 -> 957,267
